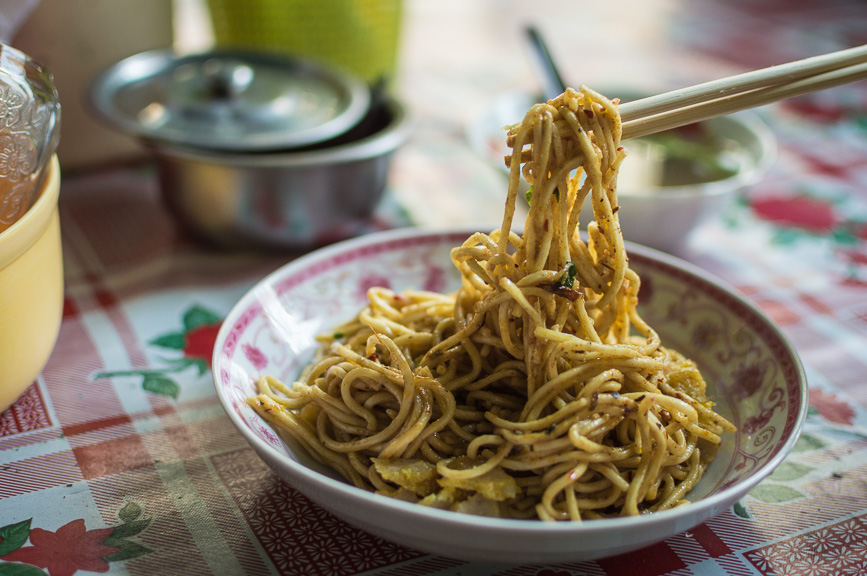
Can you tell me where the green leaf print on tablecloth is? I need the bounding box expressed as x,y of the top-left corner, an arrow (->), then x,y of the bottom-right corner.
93,304 -> 224,399
748,484 -> 807,504
767,462 -> 814,482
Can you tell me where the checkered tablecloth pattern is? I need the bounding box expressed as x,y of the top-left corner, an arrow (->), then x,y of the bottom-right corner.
2,0 -> 867,574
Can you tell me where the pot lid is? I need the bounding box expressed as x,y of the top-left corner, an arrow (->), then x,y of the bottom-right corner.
89,50 -> 371,151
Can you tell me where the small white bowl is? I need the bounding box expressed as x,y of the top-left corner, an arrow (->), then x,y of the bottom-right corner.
467,92 -> 777,253
213,227 -> 806,564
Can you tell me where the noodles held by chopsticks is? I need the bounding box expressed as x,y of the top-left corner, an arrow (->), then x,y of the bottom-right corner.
249,87 -> 736,521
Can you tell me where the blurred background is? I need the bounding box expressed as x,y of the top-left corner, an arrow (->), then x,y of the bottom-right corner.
7,0 -> 867,236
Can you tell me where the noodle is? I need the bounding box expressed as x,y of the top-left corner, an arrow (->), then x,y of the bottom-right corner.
249,87 -> 736,521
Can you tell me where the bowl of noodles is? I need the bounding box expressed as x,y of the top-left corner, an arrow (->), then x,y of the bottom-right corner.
213,88 -> 806,564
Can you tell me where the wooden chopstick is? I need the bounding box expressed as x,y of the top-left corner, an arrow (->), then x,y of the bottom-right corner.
617,44 -> 867,140
619,44 -> 867,121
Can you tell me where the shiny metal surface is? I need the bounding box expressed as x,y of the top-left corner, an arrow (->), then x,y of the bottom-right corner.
151,97 -> 409,249
89,49 -> 370,151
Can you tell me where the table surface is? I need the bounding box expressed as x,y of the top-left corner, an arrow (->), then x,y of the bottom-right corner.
3,1 -> 867,575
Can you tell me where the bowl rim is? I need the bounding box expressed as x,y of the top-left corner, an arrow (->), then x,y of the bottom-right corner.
0,155 -> 60,269
213,225 -> 808,535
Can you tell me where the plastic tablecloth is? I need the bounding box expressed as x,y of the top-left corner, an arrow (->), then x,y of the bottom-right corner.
2,0 -> 867,574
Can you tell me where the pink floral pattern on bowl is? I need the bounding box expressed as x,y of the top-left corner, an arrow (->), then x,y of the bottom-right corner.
211,227 -> 807,564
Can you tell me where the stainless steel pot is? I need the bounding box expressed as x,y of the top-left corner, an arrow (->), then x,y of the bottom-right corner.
150,97 -> 409,249
90,49 -> 409,250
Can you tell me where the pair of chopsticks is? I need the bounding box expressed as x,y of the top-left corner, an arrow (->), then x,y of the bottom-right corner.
618,44 -> 867,139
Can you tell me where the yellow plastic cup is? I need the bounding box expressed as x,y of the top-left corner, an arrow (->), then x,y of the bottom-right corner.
0,155 -> 63,411
205,0 -> 403,83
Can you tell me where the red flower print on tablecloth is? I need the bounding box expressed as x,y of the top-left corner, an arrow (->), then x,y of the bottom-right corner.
841,246 -> 867,267
1,519 -> 117,576
750,195 -> 836,233
183,322 -> 221,367
782,95 -> 847,123
94,304 -> 224,399
809,388 -> 856,426
0,501 -> 152,576
746,190 -> 867,285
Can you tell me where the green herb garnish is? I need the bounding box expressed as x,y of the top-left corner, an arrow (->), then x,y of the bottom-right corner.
525,186 -> 561,204
557,261 -> 578,288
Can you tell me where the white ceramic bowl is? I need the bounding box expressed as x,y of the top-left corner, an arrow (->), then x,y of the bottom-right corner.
467,92 -> 777,253
213,227 -> 806,564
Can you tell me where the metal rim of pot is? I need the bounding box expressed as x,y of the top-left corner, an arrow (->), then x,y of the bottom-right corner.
147,97 -> 410,168
88,49 -> 372,152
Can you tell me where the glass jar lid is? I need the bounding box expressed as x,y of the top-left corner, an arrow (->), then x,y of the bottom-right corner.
0,43 -> 60,233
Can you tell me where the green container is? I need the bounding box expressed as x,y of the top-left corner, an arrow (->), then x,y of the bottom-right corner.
206,0 -> 403,83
